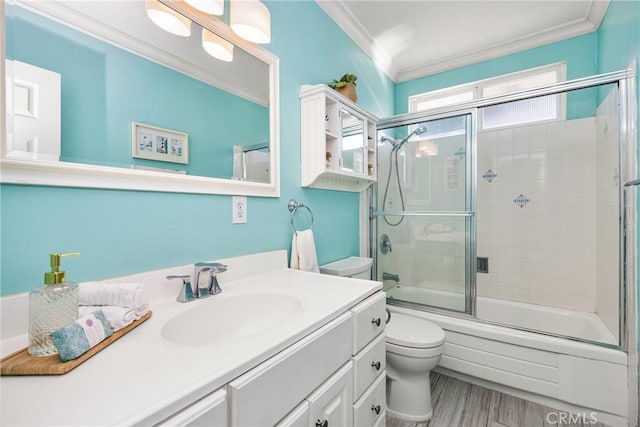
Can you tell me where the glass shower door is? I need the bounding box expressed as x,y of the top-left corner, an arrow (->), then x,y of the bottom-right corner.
374,112 -> 475,313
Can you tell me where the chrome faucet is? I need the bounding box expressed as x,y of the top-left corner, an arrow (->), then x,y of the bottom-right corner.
167,262 -> 228,303
382,272 -> 400,282
194,262 -> 227,296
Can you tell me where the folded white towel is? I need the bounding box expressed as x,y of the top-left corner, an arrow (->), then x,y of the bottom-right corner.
290,229 -> 319,273
79,282 -> 149,309
79,304 -> 150,332
78,305 -> 136,331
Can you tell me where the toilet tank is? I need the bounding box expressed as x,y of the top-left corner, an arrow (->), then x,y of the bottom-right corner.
319,257 -> 373,280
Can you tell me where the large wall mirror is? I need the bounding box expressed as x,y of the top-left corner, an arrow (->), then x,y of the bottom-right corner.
1,0 -> 280,196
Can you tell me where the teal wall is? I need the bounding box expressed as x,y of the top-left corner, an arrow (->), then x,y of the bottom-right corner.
6,5 -> 268,177
0,0 -> 395,295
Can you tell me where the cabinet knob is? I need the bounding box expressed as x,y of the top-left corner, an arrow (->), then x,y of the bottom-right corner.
371,404 -> 381,415
371,361 -> 381,371
371,317 -> 381,327
316,419 -> 328,427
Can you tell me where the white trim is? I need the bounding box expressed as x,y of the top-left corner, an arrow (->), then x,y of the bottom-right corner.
317,0 -> 610,83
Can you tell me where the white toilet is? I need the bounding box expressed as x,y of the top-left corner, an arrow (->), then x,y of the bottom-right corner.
385,312 -> 445,422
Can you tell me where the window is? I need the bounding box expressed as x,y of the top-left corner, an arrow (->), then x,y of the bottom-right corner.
409,63 -> 566,130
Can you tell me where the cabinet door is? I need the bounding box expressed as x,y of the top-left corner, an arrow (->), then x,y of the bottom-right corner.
307,362 -> 354,427
340,108 -> 366,176
157,388 -> 227,427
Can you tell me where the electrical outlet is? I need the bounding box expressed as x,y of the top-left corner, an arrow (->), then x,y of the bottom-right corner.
232,196 -> 247,224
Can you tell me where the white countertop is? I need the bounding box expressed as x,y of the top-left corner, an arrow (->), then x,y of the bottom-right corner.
0,252 -> 381,426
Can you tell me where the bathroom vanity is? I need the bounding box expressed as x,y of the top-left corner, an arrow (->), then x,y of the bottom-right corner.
0,250 -> 386,426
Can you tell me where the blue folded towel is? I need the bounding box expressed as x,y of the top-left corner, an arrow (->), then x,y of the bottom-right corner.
50,309 -> 113,362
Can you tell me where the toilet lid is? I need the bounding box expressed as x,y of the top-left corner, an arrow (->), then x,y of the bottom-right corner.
386,313 -> 445,348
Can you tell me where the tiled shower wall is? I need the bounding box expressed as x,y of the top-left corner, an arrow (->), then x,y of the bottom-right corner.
476,118 -> 599,312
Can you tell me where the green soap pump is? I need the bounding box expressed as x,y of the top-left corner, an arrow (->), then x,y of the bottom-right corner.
28,253 -> 81,357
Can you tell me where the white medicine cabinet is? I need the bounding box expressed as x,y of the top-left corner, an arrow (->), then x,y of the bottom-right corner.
299,85 -> 378,192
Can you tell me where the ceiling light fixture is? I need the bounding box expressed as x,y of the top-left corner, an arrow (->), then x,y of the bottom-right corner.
145,0 -> 191,37
230,0 -> 271,44
185,0 -> 224,16
202,28 -> 234,62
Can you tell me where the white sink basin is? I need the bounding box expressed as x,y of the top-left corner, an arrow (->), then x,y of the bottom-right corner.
161,293 -> 302,346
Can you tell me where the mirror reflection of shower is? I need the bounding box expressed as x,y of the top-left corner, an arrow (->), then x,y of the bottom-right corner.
232,143 -> 270,182
379,125 -> 429,226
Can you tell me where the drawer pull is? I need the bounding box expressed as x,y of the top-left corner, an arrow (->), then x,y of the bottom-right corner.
371,317 -> 381,327
371,361 -> 381,371
371,404 -> 381,415
316,419 -> 328,427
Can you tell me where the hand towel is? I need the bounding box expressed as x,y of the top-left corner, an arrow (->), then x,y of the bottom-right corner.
290,229 -> 320,273
50,309 -> 113,362
79,282 -> 149,309
78,305 -> 136,332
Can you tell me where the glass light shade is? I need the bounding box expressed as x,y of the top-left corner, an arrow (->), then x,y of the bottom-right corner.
202,29 -> 234,62
145,0 -> 191,37
185,0 -> 224,15
230,0 -> 271,44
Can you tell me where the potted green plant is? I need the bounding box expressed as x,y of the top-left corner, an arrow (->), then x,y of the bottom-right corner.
328,73 -> 358,103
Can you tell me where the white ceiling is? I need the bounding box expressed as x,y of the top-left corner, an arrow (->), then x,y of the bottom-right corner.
317,0 -> 610,83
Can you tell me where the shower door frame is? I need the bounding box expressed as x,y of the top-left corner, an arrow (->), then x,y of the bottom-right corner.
371,67 -> 637,351
373,109 -> 478,317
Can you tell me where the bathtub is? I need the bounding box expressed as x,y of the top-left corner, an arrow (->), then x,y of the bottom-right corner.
386,285 -> 629,425
386,284 -> 618,345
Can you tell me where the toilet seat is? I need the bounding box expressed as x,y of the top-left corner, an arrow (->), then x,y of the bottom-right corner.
386,313 -> 445,348
386,341 -> 444,358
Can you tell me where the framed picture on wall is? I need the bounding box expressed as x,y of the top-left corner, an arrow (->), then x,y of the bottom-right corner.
131,122 -> 188,164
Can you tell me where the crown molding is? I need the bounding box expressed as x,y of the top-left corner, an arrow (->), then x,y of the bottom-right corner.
315,0 -> 401,81
317,0 -> 610,84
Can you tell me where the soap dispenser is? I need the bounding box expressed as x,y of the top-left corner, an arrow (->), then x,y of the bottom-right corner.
28,253 -> 81,356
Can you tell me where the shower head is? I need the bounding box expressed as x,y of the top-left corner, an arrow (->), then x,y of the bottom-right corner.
394,125 -> 428,151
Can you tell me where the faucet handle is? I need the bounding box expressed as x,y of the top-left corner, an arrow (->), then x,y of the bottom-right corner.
207,264 -> 227,295
166,274 -> 196,303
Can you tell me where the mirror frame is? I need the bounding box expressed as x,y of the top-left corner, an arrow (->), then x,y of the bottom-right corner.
0,0 -> 280,197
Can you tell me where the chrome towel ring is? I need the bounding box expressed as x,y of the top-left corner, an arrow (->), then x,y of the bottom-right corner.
288,199 -> 314,232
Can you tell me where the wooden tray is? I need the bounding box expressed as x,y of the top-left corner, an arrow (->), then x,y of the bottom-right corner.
1,311 -> 152,376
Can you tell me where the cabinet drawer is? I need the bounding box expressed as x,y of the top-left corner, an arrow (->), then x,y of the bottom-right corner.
156,388 -> 227,427
353,373 -> 386,427
276,401 -> 309,427
307,362 -> 354,427
353,333 -> 386,399
351,292 -> 386,354
228,312 -> 353,426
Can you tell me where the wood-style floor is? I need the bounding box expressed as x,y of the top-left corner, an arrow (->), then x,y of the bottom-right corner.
386,373 -> 609,427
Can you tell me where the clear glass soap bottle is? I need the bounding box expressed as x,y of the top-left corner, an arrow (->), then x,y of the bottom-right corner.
28,253 -> 80,356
